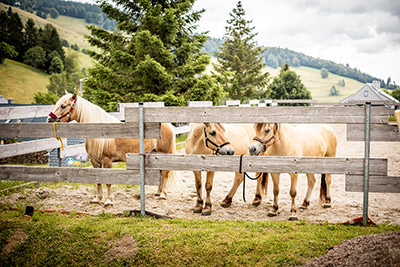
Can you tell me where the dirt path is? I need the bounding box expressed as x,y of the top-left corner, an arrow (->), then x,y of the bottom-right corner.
1,125 -> 400,225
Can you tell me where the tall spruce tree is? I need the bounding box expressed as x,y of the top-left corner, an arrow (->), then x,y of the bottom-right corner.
85,0 -> 223,110
214,1 -> 270,102
268,63 -> 312,106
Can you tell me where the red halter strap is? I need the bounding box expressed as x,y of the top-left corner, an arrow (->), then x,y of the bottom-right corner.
49,96 -> 77,122
253,135 -> 274,152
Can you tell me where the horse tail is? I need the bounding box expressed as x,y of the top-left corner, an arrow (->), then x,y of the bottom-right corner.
320,174 -> 327,202
261,173 -> 268,196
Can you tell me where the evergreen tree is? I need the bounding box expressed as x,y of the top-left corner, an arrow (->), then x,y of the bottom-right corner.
39,24 -> 65,71
214,1 -> 270,102
85,0 -> 223,110
268,63 -> 312,106
24,18 -> 39,52
7,12 -> 24,61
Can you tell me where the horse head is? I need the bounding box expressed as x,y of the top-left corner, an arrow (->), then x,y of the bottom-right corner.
248,123 -> 279,155
47,93 -> 78,123
203,123 -> 234,155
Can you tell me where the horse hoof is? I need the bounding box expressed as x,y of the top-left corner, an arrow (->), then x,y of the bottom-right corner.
252,200 -> 261,207
104,199 -> 113,207
288,215 -> 298,221
193,207 -> 202,214
323,203 -> 331,208
220,202 -> 231,208
201,209 -> 211,216
158,192 -> 167,200
90,198 -> 101,204
300,205 -> 308,210
268,211 -> 277,217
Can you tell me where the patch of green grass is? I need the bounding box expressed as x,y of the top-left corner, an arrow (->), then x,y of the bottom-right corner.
0,59 -> 49,104
0,211 -> 398,266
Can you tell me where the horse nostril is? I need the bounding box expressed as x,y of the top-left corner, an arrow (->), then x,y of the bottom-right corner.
249,146 -> 256,154
228,149 -> 234,155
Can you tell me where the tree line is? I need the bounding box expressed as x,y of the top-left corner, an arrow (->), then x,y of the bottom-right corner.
202,38 -> 396,89
1,0 -> 116,30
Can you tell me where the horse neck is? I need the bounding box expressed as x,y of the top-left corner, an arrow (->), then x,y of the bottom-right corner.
75,98 -> 118,123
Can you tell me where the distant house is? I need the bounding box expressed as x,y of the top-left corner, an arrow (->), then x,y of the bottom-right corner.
0,95 -> 9,104
340,81 -> 399,104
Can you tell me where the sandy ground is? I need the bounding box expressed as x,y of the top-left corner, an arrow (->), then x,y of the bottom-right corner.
1,125 -> 400,225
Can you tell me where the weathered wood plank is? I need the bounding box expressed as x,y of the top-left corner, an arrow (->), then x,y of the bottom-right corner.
126,154 -> 387,175
0,122 -> 161,139
0,165 -> 160,185
345,174 -> 400,193
0,105 -> 54,120
60,143 -> 86,158
125,106 -> 390,124
347,123 -> 400,141
0,138 -> 60,159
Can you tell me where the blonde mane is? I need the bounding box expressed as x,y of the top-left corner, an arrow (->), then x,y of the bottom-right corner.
60,94 -> 120,161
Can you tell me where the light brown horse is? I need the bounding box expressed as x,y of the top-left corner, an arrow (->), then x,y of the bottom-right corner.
248,123 -> 337,220
47,93 -> 177,206
185,123 -> 260,215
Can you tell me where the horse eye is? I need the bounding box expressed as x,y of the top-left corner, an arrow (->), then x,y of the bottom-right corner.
61,104 -> 66,109
265,129 -> 271,134
210,131 -> 216,137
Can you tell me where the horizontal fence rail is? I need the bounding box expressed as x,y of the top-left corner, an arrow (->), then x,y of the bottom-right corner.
0,105 -> 54,120
346,174 -> 400,193
126,154 -> 388,176
0,165 -> 160,185
347,123 -> 400,142
125,106 -> 392,124
0,123 -> 161,139
0,138 -> 60,159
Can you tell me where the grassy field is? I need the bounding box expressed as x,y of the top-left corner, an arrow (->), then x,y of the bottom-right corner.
263,66 -> 364,103
0,209 -> 398,266
0,59 -> 49,104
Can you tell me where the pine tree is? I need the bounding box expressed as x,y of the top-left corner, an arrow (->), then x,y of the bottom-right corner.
268,63 -> 312,106
24,18 -> 39,52
214,1 -> 270,102
85,0 -> 223,110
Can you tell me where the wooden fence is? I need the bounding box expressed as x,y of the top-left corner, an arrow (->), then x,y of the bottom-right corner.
1,102 -> 399,223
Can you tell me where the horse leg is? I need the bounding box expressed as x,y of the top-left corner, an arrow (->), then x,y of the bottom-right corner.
221,172 -> 243,208
321,174 -> 332,208
202,171 -> 215,216
156,170 -> 169,199
268,173 -> 280,217
102,157 -> 113,207
288,173 -> 298,221
300,173 -> 316,209
252,173 -> 268,207
252,173 -> 263,207
193,171 -> 203,214
90,159 -> 103,204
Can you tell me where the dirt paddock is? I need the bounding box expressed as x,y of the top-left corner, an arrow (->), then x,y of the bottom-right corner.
1,125 -> 399,225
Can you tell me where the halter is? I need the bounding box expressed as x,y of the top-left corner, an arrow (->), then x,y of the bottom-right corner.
48,96 -> 77,122
203,127 -> 231,155
253,135 -> 274,152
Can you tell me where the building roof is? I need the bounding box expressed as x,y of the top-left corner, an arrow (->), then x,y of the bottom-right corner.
340,82 -> 399,104
0,95 -> 8,104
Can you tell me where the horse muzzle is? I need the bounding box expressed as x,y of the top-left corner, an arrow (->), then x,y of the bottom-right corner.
248,143 -> 262,156
219,145 -> 235,156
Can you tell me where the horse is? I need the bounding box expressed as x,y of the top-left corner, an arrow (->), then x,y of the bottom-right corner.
185,122 -> 265,215
47,93 -> 177,206
248,123 -> 337,221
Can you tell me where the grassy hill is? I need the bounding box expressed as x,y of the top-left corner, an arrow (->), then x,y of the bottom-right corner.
0,59 -> 49,104
263,66 -> 364,103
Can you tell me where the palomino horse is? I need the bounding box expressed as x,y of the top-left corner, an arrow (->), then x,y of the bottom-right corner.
185,123 -> 262,215
47,93 -> 177,206
248,123 -> 337,220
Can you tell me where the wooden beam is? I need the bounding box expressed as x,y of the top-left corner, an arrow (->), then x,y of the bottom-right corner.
0,138 -> 60,159
0,165 -> 160,185
347,123 -> 400,141
0,105 -> 54,120
0,122 -> 161,139
125,106 -> 390,124
126,153 -> 387,176
346,174 -> 400,193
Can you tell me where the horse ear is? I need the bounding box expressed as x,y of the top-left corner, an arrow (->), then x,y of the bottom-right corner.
203,123 -> 210,128
72,93 -> 77,100
65,90 -> 69,95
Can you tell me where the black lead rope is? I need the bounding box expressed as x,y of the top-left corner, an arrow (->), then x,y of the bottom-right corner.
239,154 -> 263,202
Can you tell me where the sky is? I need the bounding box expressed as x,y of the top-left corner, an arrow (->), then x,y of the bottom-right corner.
79,0 -> 400,84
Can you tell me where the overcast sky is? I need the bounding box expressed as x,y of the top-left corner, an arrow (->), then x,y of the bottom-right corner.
80,0 -> 400,83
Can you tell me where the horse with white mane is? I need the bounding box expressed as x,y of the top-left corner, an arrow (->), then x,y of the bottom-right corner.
47,93 -> 177,206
